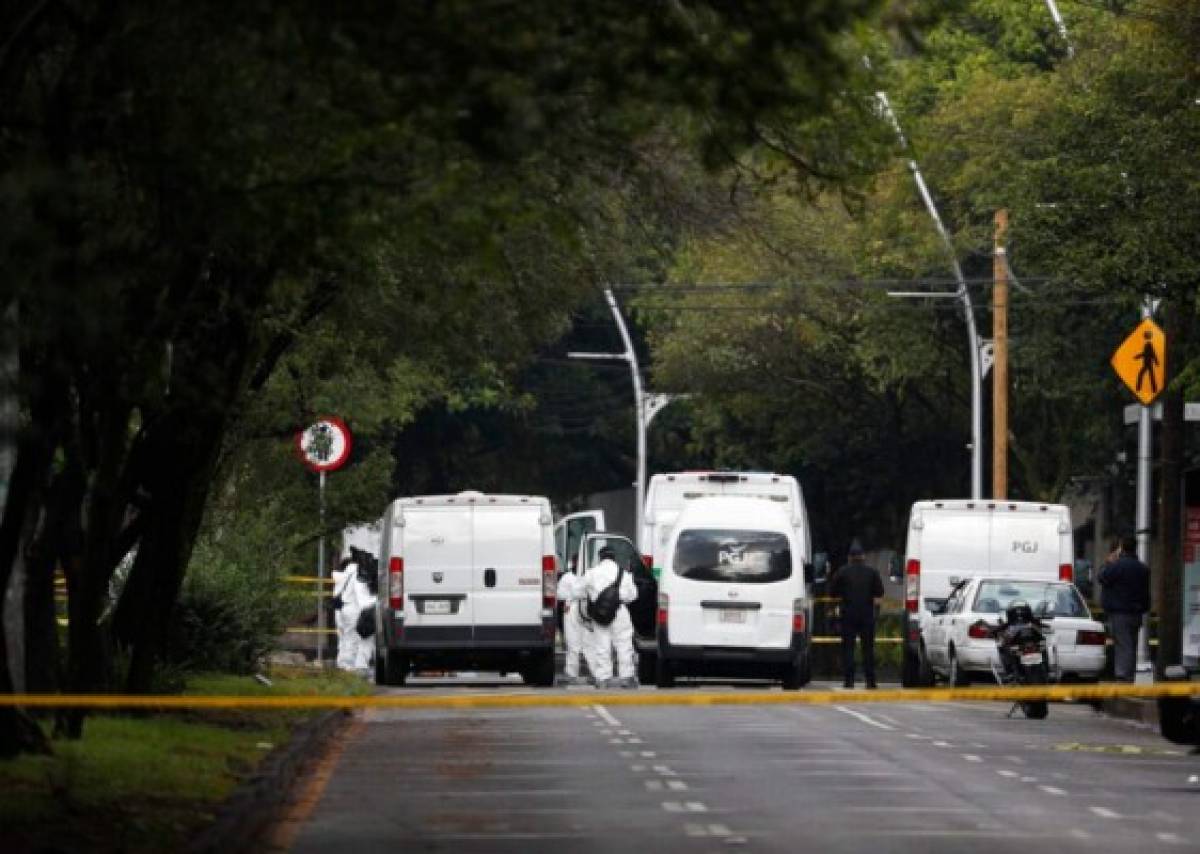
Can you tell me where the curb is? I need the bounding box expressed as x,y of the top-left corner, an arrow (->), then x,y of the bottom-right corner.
187,708 -> 351,854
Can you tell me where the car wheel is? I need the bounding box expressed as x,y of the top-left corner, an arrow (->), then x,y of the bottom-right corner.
949,649 -> 970,687
655,655 -> 676,689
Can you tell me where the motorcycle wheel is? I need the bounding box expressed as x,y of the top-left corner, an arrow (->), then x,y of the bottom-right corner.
1021,662 -> 1049,720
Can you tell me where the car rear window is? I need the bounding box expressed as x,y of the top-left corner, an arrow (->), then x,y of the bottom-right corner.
672,529 -> 791,583
973,580 -> 1089,618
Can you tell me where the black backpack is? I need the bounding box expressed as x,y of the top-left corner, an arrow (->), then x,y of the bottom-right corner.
587,566 -> 624,627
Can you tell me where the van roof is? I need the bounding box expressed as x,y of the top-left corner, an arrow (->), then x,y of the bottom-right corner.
674,495 -> 793,529
911,499 -> 1069,515
650,471 -> 794,485
393,492 -> 551,509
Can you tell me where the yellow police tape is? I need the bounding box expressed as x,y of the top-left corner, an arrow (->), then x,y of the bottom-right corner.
0,681 -> 1195,711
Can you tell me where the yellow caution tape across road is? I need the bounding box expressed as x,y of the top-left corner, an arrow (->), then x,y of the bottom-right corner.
0,681 -> 1196,710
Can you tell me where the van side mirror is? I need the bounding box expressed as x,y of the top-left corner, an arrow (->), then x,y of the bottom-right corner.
812,552 -> 828,584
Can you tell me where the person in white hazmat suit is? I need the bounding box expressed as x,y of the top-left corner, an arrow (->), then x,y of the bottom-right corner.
556,569 -> 592,685
333,557 -> 374,674
579,546 -> 639,689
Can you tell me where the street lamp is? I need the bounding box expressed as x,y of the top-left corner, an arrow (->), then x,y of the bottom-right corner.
568,288 -> 680,551
876,90 -> 985,498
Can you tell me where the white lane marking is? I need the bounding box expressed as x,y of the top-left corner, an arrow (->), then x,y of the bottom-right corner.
609,738 -> 625,744
1004,755 -> 1025,764
1090,806 -> 1121,819
1070,829 -> 1091,840
593,704 -> 622,726
1019,776 -> 1038,783
662,801 -> 708,813
645,780 -> 664,791
667,780 -> 689,791
846,806 -> 974,813
905,732 -> 932,740
618,729 -> 633,736
834,706 -> 895,731
641,751 -> 657,758
630,764 -> 646,772
653,764 -> 677,776
962,754 -> 982,763
628,737 -> 644,744
708,824 -> 731,836
932,740 -> 952,748
971,743 -> 989,749
1157,832 -> 1184,845
876,713 -> 903,726
997,770 -> 1019,778
1039,785 -> 1067,796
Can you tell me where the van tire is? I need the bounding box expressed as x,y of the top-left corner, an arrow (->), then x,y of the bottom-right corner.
522,652 -> 556,687
655,656 -> 676,689
782,653 -> 811,690
637,652 -> 656,686
378,651 -> 409,687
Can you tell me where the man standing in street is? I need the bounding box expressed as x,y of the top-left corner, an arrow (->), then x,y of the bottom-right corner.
1099,535 -> 1151,682
831,539 -> 884,689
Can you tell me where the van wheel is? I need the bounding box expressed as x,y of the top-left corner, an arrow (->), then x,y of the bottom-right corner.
522,652 -> 556,687
782,653 -> 811,690
637,653 -> 656,686
655,656 -> 676,689
948,649 -> 970,687
379,651 -> 409,687
902,645 -> 934,688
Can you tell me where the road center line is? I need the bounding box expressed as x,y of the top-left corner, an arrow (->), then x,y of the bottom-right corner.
834,706 -> 895,731
1090,806 -> 1121,819
593,704 -> 622,726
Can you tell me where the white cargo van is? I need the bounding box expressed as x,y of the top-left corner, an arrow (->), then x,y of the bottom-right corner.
900,499 -> 1074,687
654,496 -> 812,689
374,491 -> 558,686
642,472 -> 811,577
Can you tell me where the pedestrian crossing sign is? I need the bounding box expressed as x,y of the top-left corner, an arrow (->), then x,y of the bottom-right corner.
1111,318 -> 1166,406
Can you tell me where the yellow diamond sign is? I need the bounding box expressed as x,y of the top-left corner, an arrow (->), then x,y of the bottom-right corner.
1111,318 -> 1166,406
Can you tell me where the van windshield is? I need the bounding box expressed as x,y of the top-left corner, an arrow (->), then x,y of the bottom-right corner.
673,529 -> 791,583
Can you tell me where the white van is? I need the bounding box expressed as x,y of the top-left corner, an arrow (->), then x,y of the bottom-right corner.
374,491 -> 558,686
654,496 -> 812,689
643,472 -> 810,577
901,499 -> 1074,686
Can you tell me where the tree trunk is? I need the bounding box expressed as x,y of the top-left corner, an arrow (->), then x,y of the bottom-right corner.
0,438 -> 53,757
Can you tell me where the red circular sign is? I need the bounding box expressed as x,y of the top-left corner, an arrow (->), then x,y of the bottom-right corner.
295,417 -> 353,472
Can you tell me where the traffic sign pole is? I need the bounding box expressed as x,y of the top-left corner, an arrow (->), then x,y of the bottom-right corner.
317,470 -> 327,666
1135,301 -> 1156,681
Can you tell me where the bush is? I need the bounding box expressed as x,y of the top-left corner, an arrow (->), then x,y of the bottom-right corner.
166,524 -> 302,675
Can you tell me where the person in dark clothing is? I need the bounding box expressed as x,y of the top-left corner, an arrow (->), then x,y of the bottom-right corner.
1098,535 -> 1151,682
830,539 -> 885,689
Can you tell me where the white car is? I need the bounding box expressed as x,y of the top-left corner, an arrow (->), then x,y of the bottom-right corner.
925,577 -> 1106,685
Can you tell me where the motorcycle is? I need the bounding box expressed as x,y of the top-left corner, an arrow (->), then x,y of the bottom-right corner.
971,601 -> 1054,720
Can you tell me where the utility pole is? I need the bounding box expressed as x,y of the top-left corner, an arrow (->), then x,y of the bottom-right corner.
992,210 -> 1009,500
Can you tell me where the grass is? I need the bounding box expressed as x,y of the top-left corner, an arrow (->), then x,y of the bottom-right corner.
0,666 -> 370,853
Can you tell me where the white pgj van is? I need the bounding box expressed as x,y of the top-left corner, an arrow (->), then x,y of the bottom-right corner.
900,499 -> 1074,687
642,472 -> 810,578
655,496 -> 811,690
374,491 -> 558,686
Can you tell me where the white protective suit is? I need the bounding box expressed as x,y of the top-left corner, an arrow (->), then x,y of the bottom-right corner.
556,572 -> 590,679
334,562 -> 375,672
579,557 -> 638,682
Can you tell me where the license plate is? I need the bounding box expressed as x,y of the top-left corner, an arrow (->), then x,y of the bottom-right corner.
719,609 -> 746,624
424,599 -> 452,615
1020,652 -> 1042,666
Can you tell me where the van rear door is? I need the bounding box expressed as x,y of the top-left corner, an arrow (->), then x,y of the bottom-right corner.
473,504 -> 544,633
402,506 -> 474,630
991,512 -> 1067,579
918,510 -> 991,610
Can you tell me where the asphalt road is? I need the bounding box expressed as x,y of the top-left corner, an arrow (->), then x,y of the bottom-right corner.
281,678 -> 1199,853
